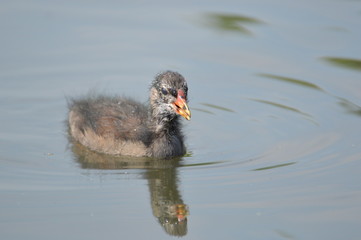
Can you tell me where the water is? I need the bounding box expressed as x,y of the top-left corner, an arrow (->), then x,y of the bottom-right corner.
1,0 -> 361,239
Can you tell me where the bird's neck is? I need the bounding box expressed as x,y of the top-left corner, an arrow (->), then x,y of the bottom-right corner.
148,115 -> 185,158
151,114 -> 181,136
148,103 -> 178,134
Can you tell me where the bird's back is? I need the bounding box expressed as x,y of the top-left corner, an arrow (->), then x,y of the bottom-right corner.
68,95 -> 151,156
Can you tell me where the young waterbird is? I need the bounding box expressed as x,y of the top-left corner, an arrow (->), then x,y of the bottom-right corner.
68,71 -> 191,159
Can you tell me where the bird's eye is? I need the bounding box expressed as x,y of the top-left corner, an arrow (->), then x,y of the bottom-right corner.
170,89 -> 177,97
161,88 -> 168,95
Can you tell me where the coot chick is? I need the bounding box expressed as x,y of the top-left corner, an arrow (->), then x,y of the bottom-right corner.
68,71 -> 191,159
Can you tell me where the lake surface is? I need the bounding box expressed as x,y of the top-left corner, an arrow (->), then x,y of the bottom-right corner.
1,0 -> 361,239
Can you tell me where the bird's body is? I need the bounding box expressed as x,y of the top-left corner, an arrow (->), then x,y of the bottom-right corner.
68,71 -> 191,159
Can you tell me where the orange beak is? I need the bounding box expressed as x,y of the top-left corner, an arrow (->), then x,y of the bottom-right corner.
174,204 -> 189,222
172,90 -> 191,120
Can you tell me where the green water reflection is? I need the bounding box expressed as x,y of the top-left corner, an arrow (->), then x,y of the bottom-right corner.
191,107 -> 215,115
258,73 -> 324,91
322,57 -> 361,72
200,103 -> 235,112
259,72 -> 361,118
249,99 -> 311,117
338,98 -> 361,117
253,162 -> 296,171
248,98 -> 317,125
203,13 -> 263,35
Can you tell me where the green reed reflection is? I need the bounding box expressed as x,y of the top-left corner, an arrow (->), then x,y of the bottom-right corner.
322,57 -> 361,71
338,97 -> 361,116
249,99 -> 312,118
203,13 -> 263,35
200,103 -> 235,112
258,73 -> 324,91
248,98 -> 318,125
191,107 -> 215,115
253,162 -> 296,171
259,72 -> 361,118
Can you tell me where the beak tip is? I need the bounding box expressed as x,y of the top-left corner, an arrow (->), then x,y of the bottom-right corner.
173,95 -> 191,120
183,110 -> 191,121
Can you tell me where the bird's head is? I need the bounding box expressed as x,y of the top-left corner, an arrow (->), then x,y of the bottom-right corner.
150,71 -> 191,121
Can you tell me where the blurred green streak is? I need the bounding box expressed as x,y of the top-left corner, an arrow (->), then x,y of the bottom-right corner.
322,57 -> 361,72
201,103 -> 235,112
252,162 -> 296,171
250,99 -> 312,118
192,107 -> 215,115
338,97 -> 361,116
259,73 -> 324,91
204,13 -> 263,35
180,161 -> 224,168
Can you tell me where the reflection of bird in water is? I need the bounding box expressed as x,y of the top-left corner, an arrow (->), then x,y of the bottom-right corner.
68,71 -> 191,159
146,167 -> 189,236
70,141 -> 189,237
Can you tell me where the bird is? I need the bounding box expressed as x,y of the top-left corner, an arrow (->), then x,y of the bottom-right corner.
68,71 -> 191,159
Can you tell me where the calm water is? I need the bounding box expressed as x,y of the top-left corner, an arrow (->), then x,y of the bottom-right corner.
1,0 -> 361,239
